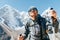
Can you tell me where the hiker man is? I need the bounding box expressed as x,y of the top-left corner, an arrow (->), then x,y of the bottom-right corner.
41,8 -> 59,40
20,6 -> 49,40
49,8 -> 59,40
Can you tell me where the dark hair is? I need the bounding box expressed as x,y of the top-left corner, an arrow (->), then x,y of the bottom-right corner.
50,8 -> 53,10
28,7 -> 38,12
20,34 -> 22,36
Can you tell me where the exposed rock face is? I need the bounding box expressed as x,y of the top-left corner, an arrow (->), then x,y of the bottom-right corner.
0,4 -> 28,40
0,26 -> 11,40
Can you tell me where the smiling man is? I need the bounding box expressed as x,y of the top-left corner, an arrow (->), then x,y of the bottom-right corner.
19,6 -> 49,40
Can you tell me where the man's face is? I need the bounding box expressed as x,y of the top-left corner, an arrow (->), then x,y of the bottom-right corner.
49,10 -> 56,18
29,10 -> 37,17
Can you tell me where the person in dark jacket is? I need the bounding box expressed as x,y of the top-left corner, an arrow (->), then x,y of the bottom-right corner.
48,9 -> 59,40
41,8 -> 59,40
21,6 -> 49,40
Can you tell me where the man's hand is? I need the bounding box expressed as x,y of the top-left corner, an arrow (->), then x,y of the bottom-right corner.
17,34 -> 24,40
46,30 -> 49,33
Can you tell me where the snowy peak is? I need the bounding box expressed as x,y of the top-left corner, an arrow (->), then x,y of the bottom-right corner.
0,4 -> 29,30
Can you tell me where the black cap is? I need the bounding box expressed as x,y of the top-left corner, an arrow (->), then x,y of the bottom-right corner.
28,6 -> 38,12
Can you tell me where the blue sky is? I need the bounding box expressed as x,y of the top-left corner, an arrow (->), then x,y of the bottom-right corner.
0,0 -> 60,17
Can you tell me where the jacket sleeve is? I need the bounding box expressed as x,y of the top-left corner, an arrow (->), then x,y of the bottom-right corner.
45,18 -> 48,30
43,18 -> 48,33
53,19 -> 59,33
23,22 -> 30,39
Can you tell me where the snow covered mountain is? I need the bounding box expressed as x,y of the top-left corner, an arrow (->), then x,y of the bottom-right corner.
0,5 -> 60,30
0,4 -> 29,30
0,5 -> 60,40
41,7 -> 60,23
